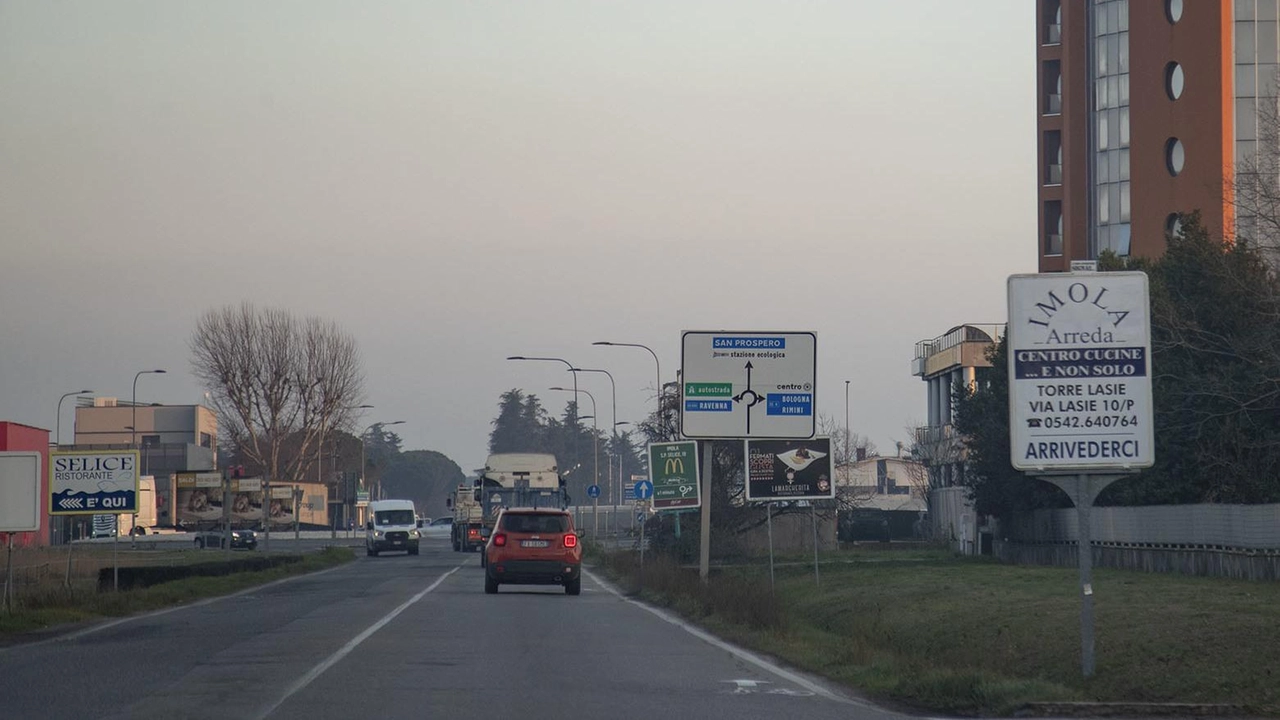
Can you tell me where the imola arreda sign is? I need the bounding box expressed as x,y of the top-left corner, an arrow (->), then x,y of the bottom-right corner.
1007,272 -> 1154,473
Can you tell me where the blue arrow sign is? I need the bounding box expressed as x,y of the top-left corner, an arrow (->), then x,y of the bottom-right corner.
634,480 -> 654,500
587,484 -> 601,498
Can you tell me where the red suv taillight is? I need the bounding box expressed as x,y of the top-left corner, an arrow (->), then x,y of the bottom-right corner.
493,533 -> 507,547
563,533 -> 578,548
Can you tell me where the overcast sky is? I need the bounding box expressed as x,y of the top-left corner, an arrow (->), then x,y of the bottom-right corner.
0,1 -> 1034,473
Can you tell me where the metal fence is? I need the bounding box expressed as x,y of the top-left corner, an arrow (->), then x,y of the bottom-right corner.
1005,503 -> 1280,549
999,502 -> 1280,581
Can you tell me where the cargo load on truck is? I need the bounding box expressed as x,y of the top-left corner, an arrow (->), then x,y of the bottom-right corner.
452,454 -> 569,552
448,479 -> 485,552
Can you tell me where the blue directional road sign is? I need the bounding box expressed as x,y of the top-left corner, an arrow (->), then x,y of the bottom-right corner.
587,484 -> 601,499
634,480 -> 654,500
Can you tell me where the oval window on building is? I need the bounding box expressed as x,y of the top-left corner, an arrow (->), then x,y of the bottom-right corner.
1166,213 -> 1184,238
1166,0 -> 1183,23
1166,62 -> 1184,100
1166,138 -> 1185,176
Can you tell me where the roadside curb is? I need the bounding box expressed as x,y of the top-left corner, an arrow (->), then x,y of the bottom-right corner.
1015,702 -> 1254,717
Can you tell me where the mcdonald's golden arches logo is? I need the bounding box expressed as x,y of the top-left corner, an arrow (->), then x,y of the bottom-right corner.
663,457 -> 685,475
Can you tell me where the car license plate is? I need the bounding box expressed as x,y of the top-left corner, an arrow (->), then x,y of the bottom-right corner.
520,540 -> 549,548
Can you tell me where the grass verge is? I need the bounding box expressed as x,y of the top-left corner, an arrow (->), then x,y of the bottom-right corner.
593,548 -> 1280,716
0,547 -> 354,637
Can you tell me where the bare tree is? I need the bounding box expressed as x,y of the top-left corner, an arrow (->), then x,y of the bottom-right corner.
190,303 -> 366,487
816,414 -> 876,512
1227,85 -> 1280,257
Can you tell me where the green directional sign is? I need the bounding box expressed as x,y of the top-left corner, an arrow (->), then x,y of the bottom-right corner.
648,441 -> 700,511
684,382 -> 732,397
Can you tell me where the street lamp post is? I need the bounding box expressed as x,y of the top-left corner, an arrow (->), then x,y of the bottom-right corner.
361,420 -> 405,521
551,387 -> 598,536
845,380 -> 851,467
591,341 -> 661,421
504,353 -> 581,453
131,370 -> 166,449
568,367 -> 617,507
314,404 -> 372,540
56,389 -> 93,449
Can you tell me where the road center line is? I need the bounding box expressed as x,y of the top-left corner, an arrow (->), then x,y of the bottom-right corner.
584,568 -> 882,710
253,563 -> 463,720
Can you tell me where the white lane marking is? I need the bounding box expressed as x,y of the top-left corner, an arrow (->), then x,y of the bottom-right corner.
254,564 -> 463,720
584,569 -> 892,712
1,563 -> 350,653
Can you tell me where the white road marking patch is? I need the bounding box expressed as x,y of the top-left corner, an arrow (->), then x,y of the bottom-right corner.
721,679 -> 815,697
584,569 -> 889,710
254,564 -> 463,720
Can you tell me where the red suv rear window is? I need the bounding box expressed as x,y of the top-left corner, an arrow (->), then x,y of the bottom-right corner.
500,513 -> 569,534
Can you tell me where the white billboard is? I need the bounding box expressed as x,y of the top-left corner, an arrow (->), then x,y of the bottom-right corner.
0,452 -> 42,532
680,331 -> 817,439
1007,272 -> 1154,473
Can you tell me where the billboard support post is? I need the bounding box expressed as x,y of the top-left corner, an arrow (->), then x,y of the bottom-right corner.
224,481 -> 231,560
811,503 -> 820,586
1008,271 -> 1153,679
698,441 -> 712,583
4,533 -> 12,612
1041,473 -> 1119,678
1078,474 -> 1094,678
112,528 -> 119,592
766,503 -> 774,591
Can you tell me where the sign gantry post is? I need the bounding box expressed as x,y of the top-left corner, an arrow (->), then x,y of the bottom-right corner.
1007,270 -> 1154,678
744,437 -> 834,587
50,451 -> 140,593
1,452 -> 41,613
681,331 -> 817,582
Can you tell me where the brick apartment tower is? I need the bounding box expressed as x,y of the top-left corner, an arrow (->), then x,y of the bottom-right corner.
1037,0 -> 1280,271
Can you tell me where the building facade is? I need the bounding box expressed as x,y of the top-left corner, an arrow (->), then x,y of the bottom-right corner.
1037,0 -> 1280,269
911,324 -> 1003,554
73,398 -> 216,449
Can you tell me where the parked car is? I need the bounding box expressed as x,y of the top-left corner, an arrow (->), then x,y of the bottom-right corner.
483,508 -> 582,595
194,529 -> 257,550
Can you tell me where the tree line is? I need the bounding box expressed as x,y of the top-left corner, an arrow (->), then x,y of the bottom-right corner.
954,214 -> 1280,518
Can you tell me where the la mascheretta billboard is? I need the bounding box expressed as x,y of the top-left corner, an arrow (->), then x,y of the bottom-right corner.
1007,272 -> 1154,473
50,451 -> 140,515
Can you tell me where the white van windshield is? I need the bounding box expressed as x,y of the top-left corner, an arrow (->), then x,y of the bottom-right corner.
375,510 -> 415,526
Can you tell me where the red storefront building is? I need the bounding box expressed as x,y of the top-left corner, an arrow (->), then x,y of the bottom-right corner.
0,421 -> 52,546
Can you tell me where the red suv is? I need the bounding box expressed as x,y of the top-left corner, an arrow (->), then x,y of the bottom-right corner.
484,508 -> 582,595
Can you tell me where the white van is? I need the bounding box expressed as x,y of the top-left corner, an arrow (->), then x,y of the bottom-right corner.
365,499 -> 423,556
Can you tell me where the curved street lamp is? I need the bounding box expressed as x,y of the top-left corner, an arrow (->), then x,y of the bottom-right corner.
132,370 -> 166,449
550,387 -> 598,502
508,355 -> 578,463
361,420 -> 405,502
592,341 -> 662,419
56,389 -> 93,448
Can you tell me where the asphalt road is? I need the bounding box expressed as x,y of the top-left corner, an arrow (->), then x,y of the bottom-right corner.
0,538 -> 906,720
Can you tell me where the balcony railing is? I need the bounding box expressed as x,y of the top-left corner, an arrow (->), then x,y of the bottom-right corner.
1045,164 -> 1062,185
1044,23 -> 1061,45
1045,233 -> 1063,256
913,324 -> 1006,365
1044,93 -> 1061,115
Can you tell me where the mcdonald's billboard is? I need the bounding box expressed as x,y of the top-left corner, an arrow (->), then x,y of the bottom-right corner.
648,441 -> 700,511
